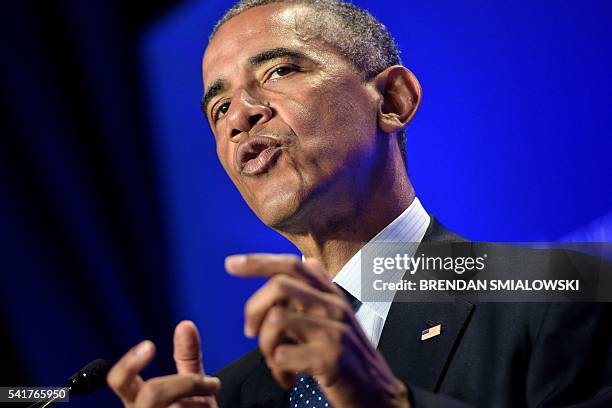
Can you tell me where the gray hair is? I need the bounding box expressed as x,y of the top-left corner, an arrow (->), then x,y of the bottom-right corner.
211,0 -> 407,164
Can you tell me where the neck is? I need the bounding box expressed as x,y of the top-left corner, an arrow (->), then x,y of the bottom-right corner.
275,151 -> 414,277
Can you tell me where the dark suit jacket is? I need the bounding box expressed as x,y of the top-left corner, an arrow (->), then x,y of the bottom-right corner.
215,217 -> 612,407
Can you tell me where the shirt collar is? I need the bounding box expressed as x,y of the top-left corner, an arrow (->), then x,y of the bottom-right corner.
332,197 -> 430,320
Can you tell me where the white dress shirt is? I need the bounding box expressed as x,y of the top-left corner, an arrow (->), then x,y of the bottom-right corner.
332,197 -> 430,348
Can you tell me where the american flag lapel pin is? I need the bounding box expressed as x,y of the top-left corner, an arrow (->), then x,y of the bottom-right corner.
421,324 -> 442,341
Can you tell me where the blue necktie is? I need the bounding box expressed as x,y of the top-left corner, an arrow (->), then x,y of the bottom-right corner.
287,285 -> 360,408
289,374 -> 332,408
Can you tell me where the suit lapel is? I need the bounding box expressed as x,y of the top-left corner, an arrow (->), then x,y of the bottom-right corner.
239,353 -> 287,408
378,216 -> 475,392
378,298 -> 474,392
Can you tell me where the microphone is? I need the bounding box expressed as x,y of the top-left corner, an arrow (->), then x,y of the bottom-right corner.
28,358 -> 110,407
65,359 -> 110,396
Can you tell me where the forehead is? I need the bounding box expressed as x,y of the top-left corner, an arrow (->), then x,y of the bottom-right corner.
202,3 -> 326,87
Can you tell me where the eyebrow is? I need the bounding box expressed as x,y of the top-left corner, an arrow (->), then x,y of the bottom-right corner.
247,47 -> 311,67
201,47 -> 313,116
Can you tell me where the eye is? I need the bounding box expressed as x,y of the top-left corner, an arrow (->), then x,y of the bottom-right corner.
213,102 -> 230,122
268,65 -> 298,80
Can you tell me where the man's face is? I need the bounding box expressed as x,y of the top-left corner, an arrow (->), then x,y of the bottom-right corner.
202,3 -> 381,228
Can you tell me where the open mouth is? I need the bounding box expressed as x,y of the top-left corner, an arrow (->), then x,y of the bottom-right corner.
236,136 -> 283,176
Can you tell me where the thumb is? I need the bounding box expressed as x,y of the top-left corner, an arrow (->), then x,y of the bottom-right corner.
173,320 -> 205,375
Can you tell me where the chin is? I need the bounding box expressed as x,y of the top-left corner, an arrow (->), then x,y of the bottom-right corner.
251,188 -> 305,229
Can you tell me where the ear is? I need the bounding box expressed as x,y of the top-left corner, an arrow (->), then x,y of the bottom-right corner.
373,65 -> 422,134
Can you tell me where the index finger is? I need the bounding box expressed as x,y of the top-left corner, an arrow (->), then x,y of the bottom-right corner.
107,340 -> 155,403
224,253 -> 333,292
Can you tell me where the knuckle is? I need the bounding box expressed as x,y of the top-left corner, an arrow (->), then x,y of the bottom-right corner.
331,324 -> 351,345
330,345 -> 344,366
271,274 -> 291,289
272,277 -> 293,300
321,347 -> 340,372
259,338 -> 270,357
329,297 -> 351,320
310,303 -> 327,317
188,374 -> 203,390
260,340 -> 273,360
288,257 -> 302,273
137,382 -> 160,407
245,300 -> 266,325
311,353 -> 326,373
242,254 -> 254,267
260,313 -> 286,355
266,305 -> 285,326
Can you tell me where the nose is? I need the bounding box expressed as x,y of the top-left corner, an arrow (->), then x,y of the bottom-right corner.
225,89 -> 272,141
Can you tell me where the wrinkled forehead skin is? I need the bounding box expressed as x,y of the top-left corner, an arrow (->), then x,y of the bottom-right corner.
202,3 -> 357,95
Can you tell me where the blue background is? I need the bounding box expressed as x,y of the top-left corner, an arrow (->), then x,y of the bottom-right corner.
1,1 -> 611,406
141,0 -> 612,372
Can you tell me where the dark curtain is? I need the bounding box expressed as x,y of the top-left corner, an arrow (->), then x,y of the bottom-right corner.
0,1 -> 183,405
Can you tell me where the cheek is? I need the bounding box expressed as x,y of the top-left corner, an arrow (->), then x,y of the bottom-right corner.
215,139 -> 231,171
216,138 -> 241,185
281,79 -> 377,173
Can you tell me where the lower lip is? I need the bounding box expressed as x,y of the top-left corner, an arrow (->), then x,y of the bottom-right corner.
241,146 -> 283,176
